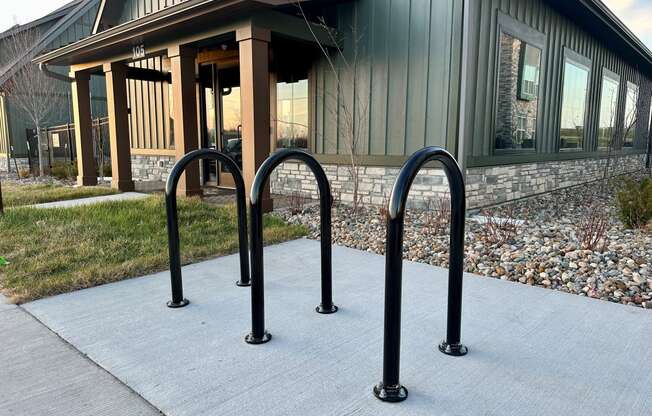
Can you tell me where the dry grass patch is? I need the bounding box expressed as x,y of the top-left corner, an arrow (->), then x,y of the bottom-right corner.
0,196 -> 307,303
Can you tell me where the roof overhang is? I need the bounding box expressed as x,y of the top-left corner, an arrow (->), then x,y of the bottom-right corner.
546,0 -> 652,75
34,0 -> 322,67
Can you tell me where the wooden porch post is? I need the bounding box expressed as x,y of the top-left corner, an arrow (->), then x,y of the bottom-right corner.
71,70 -> 97,186
237,25 -> 273,211
168,45 -> 201,197
104,62 -> 135,191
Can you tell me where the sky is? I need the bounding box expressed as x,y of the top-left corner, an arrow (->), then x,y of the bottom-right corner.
602,0 -> 652,49
0,0 -> 72,33
0,0 -> 651,49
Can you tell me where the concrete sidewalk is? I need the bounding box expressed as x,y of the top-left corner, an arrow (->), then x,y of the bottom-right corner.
28,192 -> 149,209
22,239 -> 652,416
0,294 -> 161,416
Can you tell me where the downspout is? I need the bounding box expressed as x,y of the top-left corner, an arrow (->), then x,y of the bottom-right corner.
455,0 -> 471,179
39,63 -> 74,83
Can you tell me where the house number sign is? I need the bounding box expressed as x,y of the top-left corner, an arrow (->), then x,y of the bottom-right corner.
132,44 -> 146,60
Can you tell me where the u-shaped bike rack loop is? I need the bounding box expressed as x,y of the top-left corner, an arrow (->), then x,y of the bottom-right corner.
165,149 -> 250,308
373,146 -> 468,403
245,148 -> 338,345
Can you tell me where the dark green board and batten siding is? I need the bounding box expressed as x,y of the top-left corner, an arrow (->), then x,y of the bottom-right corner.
464,0 -> 652,168
311,0 -> 463,159
117,0 -> 189,23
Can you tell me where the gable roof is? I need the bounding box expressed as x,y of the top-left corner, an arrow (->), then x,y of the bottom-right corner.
35,0 -> 312,66
0,0 -> 85,41
0,0 -> 100,89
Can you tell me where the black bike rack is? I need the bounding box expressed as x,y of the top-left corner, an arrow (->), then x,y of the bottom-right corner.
245,148 -> 338,345
165,149 -> 250,308
373,146 -> 467,403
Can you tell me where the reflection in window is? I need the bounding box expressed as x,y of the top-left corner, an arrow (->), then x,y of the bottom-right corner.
168,81 -> 175,149
495,32 -> 541,150
624,81 -> 638,147
648,97 -> 652,140
276,79 -> 308,149
597,74 -> 619,149
559,58 -> 590,150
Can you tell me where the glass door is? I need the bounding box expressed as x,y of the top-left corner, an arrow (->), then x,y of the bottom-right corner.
219,85 -> 242,187
199,64 -> 219,185
217,65 -> 242,188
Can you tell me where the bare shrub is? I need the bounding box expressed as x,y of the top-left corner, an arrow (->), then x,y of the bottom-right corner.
575,202 -> 610,251
424,194 -> 451,235
480,205 -> 520,245
378,193 -> 389,222
18,168 -> 31,179
288,191 -> 307,215
331,189 -> 341,210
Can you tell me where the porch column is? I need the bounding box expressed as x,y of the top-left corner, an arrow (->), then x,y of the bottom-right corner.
71,70 -> 97,186
104,62 -> 134,191
168,45 -> 201,197
237,25 -> 273,211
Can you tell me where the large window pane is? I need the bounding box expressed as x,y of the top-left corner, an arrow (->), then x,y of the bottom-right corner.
276,79 -> 308,149
559,59 -> 589,150
624,81 -> 638,147
597,74 -> 619,149
495,32 -> 541,150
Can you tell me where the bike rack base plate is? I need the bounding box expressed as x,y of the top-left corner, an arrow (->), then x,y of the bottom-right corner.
315,304 -> 339,314
166,299 -> 190,308
373,383 -> 408,402
244,331 -> 272,345
438,341 -> 468,356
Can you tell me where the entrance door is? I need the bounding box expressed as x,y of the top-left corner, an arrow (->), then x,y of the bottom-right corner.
200,64 -> 219,185
218,83 -> 242,187
199,63 -> 242,188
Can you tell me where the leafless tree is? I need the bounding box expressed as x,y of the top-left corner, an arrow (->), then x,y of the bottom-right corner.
296,2 -> 369,214
3,28 -> 67,176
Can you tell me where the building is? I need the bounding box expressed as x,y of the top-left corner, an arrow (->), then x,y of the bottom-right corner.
33,0 -> 652,207
0,0 -> 108,173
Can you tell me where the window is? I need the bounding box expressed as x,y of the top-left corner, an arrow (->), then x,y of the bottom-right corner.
495,31 -> 542,150
559,53 -> 590,150
648,96 -> 652,140
624,81 -> 638,147
597,71 -> 619,150
275,79 -> 308,149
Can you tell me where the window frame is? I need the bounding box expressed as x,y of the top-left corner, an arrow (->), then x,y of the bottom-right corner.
492,12 -> 547,155
623,80 -> 639,148
596,67 -> 620,151
557,47 -> 592,152
648,95 -> 652,141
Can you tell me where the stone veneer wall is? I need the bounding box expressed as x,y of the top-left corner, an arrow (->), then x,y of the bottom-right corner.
270,153 -> 647,209
131,155 -> 176,182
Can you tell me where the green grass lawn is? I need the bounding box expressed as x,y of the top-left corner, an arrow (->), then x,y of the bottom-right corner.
0,196 -> 307,303
1,183 -> 117,208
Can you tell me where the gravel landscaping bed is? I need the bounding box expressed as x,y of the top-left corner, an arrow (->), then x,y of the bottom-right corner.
1,171 -> 73,186
276,177 -> 652,309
